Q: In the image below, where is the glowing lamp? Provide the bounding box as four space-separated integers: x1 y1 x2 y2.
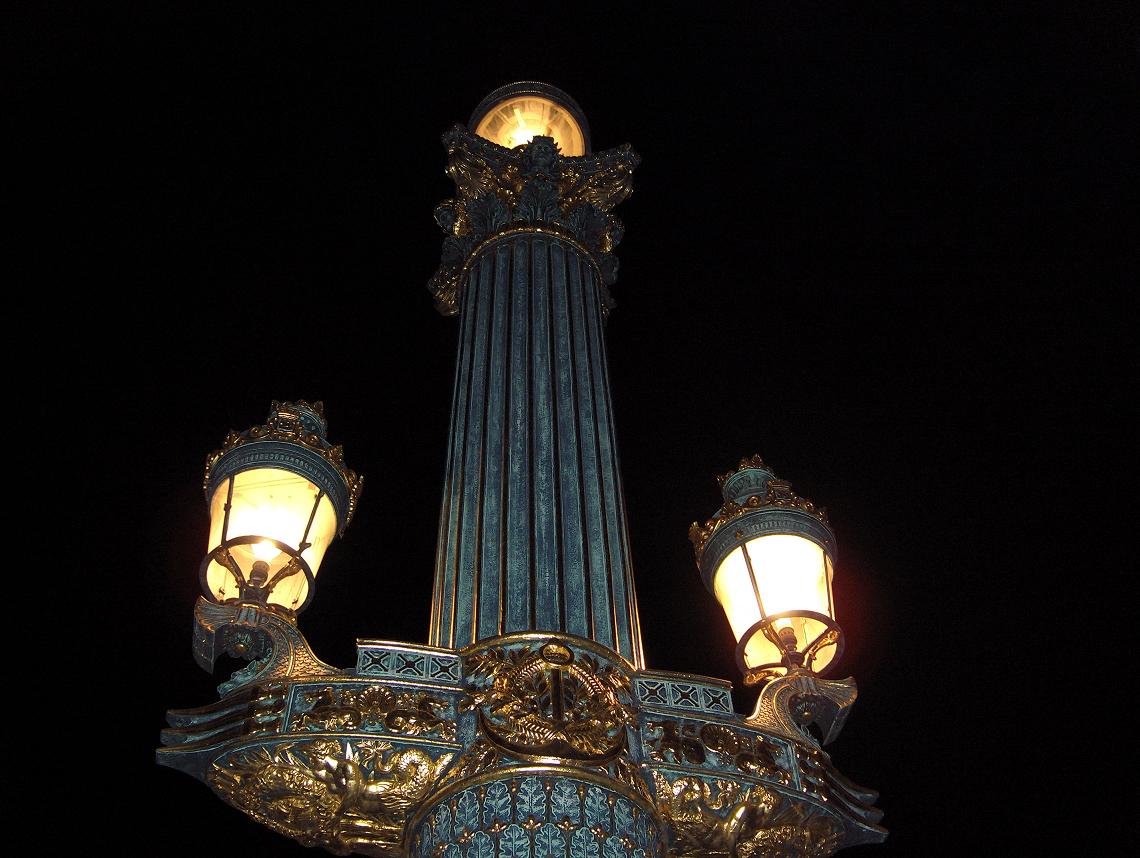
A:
690 455 841 685
200 400 362 614
469 81 590 155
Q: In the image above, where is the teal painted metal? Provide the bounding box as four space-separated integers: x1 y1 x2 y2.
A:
411 772 660 858
206 401 357 533
697 464 838 594
431 232 643 665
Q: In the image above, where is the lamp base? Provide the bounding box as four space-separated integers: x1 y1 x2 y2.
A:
158 615 885 855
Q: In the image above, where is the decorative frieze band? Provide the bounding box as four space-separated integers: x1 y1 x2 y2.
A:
357 641 463 686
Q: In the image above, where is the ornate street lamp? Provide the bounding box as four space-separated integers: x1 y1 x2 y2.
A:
690 456 854 746
158 82 886 858
200 400 362 615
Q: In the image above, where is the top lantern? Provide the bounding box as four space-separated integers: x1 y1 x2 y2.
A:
469 81 590 155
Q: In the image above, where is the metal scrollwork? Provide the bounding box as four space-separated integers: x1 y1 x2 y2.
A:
463 640 635 761
650 772 843 858
746 674 857 749
209 738 454 857
292 685 457 741
193 598 342 696
645 721 789 784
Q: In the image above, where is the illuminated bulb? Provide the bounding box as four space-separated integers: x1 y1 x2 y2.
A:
473 95 586 156
252 540 280 562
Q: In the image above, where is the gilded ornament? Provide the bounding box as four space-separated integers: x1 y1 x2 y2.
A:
435 738 504 790
429 126 638 316
644 720 788 784
689 480 830 561
650 771 842 858
746 673 857 749
715 456 774 490
293 684 457 741
193 598 341 695
463 640 635 762
210 738 453 856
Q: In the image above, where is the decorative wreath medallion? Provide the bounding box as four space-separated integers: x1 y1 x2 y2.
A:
463 640 634 762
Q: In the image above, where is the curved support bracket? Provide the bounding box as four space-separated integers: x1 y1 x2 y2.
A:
747 673 857 748
192 597 341 697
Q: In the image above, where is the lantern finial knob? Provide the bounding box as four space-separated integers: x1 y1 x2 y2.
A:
717 453 778 504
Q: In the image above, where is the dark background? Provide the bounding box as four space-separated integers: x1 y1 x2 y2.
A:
22 3 1135 854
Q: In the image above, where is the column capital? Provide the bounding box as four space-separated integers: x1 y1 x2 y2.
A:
428 125 640 316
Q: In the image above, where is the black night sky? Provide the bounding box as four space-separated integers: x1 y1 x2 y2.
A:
30 4 1134 855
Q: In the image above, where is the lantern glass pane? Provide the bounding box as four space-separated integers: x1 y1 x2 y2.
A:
205 468 338 610
713 533 837 671
474 95 586 155
712 545 762 642
748 534 831 618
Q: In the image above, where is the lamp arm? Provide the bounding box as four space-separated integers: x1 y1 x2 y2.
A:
264 556 304 593
216 547 247 588
747 672 858 748
191 597 342 697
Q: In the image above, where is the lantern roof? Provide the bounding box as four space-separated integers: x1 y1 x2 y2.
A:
203 400 363 532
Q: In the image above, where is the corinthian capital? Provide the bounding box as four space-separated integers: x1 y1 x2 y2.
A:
428 125 640 316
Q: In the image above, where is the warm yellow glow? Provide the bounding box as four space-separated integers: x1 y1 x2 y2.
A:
713 546 763 641
205 468 338 610
750 534 830 616
473 95 586 156
251 540 281 562
712 535 836 671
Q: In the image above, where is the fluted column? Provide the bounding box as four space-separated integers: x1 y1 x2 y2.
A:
427 127 643 666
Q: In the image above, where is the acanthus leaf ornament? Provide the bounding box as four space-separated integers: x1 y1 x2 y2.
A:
428 126 639 316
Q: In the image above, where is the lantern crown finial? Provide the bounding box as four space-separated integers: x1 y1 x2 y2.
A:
717 453 778 503
691 456 830 563
268 399 327 438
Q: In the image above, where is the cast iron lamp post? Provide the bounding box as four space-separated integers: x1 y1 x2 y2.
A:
158 82 886 857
